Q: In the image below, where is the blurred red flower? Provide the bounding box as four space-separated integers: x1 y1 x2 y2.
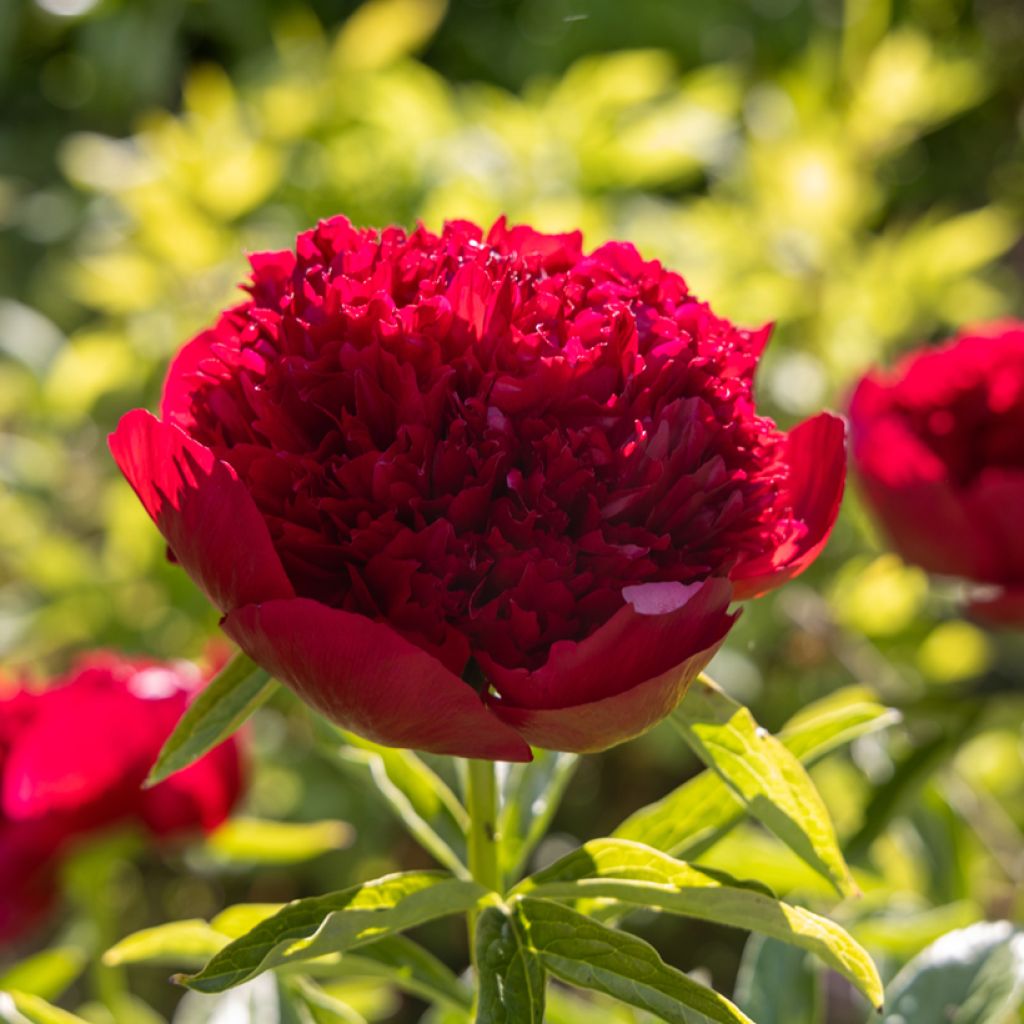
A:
850 321 1024 625
0 653 243 942
111 216 845 760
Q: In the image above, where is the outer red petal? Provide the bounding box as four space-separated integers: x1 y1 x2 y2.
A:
481 578 736 753
849 380 992 580
222 598 533 762
109 410 294 612
731 412 847 599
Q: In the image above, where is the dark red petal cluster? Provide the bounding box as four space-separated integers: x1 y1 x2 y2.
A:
0 653 243 943
849 321 1024 624
111 216 846 759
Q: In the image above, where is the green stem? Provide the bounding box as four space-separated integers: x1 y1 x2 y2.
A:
465 757 501 967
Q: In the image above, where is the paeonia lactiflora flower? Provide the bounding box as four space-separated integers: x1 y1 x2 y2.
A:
111 217 846 761
0 652 243 942
850 321 1024 625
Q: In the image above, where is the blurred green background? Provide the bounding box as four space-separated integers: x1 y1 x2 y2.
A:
1 0 1023 1021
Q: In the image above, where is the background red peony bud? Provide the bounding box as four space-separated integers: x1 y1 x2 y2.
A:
111 217 846 760
0 653 243 943
849 321 1024 625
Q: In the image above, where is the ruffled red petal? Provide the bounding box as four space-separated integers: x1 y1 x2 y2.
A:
731 413 847 599
109 410 294 612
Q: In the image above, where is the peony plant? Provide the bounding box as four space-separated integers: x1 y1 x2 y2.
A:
102 217 883 1022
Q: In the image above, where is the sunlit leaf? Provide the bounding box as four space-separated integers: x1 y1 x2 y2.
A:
475 904 545 1023
204 817 352 866
615 686 896 860
182 873 486 993
146 651 277 787
513 839 882 1009
210 905 285 939
104 920 228 968
0 992 89 1024
0 949 87 1002
516 898 753 1024
332 0 447 70
670 675 857 896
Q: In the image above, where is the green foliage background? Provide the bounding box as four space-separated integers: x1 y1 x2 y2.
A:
1 0 1023 1021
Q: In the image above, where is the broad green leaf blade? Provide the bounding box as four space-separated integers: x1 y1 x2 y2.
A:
882 921 1024 1024
498 751 578 883
146 651 276 787
182 872 487 993
208 903 470 1009
671 675 856 897
475 905 545 1024
615 685 897 861
205 818 352 866
211 905 285 938
733 935 822 1024
0 992 89 1024
0 948 87 1002
324 726 468 877
514 839 882 1010
516 898 754 1024
104 921 228 968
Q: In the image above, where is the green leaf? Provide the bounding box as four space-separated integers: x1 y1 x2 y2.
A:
182 872 487 993
882 921 1024 1024
497 750 578 882
475 904 545 1023
103 920 229 968
0 992 90 1024
324 726 468 877
146 651 276 787
205 817 352 866
514 839 882 1010
516 898 754 1024
671 675 857 897
0 948 87 1002
615 686 896 862
733 935 822 1024
211 904 285 938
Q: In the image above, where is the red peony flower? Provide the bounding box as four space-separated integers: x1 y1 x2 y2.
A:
850 321 1024 625
111 217 845 760
0 653 243 942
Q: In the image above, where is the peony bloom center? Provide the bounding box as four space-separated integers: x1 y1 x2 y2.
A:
164 217 795 676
